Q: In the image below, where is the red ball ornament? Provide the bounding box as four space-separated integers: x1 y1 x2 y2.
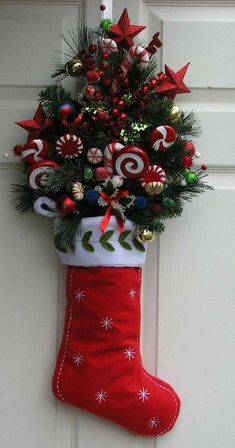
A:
94 92 103 101
112 97 119 106
88 44 97 54
117 100 125 110
102 78 112 87
201 164 208 171
97 110 110 123
112 109 119 118
57 195 77 216
183 155 193 168
120 113 127 121
102 52 109 60
150 78 158 87
100 4 106 11
185 141 195 157
100 61 109 70
56 103 75 126
152 203 162 215
84 85 95 98
86 71 100 83
122 78 129 87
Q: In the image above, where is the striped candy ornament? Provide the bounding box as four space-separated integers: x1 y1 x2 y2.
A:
104 142 124 175
111 45 149 93
87 147 103 164
150 125 176 151
140 164 167 187
100 38 118 54
56 134 83 158
27 160 59 190
21 139 48 164
114 146 149 179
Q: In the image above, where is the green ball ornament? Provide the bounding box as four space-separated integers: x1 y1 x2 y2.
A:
100 19 112 31
84 167 94 180
183 169 190 177
163 197 176 207
186 172 198 184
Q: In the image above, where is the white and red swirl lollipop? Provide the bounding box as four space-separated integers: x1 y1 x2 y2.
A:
150 125 176 151
140 164 167 187
56 133 83 158
104 142 124 176
27 160 59 190
21 139 48 164
114 145 149 179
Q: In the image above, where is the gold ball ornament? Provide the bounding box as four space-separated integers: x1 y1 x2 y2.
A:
135 227 157 243
65 58 84 77
72 181 84 201
145 181 164 196
170 104 182 121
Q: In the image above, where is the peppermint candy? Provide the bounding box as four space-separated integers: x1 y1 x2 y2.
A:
140 164 167 187
21 139 48 164
72 182 84 201
104 142 124 176
27 160 59 190
150 125 176 151
87 147 103 164
100 38 117 54
56 133 83 158
114 146 149 179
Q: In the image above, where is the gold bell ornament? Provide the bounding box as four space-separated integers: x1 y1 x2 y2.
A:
170 104 182 121
135 227 157 243
65 58 84 77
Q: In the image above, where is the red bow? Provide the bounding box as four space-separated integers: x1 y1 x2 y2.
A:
99 190 129 233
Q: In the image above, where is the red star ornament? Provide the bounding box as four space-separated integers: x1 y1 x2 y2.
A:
107 8 145 49
156 63 190 99
16 103 51 141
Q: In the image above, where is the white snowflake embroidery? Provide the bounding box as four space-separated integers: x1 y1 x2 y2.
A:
100 316 113 330
129 288 136 300
95 390 108 403
148 417 159 428
124 347 135 360
138 388 150 402
73 353 84 366
74 288 85 302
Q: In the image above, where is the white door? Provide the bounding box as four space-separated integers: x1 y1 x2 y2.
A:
0 1 235 447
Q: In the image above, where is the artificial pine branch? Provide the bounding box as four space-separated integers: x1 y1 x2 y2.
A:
38 85 71 116
53 215 81 252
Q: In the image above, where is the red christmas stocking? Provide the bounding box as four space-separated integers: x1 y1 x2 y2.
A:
52 217 180 436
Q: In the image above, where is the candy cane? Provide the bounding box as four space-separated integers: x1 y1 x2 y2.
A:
34 196 57 217
28 160 59 190
114 146 149 179
111 45 149 93
104 142 124 176
21 139 48 164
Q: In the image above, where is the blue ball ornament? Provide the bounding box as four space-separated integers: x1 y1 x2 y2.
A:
134 196 147 209
86 189 99 203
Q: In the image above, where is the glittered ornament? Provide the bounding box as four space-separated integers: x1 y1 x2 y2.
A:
56 134 83 158
145 181 164 196
185 141 195 157
56 103 75 125
86 71 100 83
95 167 109 181
152 203 162 215
186 172 198 184
134 196 147 209
84 167 94 180
86 189 99 203
87 147 103 164
57 195 77 216
72 182 84 201
135 227 156 243
163 197 176 207
100 18 112 31
170 104 182 121
65 58 83 77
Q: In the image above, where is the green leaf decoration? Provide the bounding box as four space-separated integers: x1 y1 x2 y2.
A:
133 237 146 252
118 231 132 250
100 230 115 251
82 231 94 252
